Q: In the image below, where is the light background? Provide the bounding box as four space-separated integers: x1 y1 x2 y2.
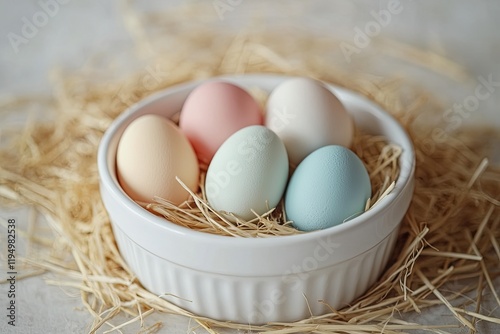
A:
0 1 499 333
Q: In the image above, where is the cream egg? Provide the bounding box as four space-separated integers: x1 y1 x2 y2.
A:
265 77 354 167
116 114 199 205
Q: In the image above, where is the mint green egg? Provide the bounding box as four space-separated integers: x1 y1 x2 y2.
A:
285 145 371 231
206 126 289 221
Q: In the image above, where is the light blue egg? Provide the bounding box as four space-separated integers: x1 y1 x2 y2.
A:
285 145 371 232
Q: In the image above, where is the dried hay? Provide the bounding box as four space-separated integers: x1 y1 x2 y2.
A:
0 4 499 334
146 128 400 238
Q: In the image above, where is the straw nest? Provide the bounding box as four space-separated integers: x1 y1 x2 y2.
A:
147 119 400 238
1 4 499 334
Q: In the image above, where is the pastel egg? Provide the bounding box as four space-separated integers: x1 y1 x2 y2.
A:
116 114 199 205
265 77 354 167
285 145 371 231
179 81 263 165
205 125 288 221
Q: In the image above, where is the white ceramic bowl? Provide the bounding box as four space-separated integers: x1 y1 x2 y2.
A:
97 74 415 324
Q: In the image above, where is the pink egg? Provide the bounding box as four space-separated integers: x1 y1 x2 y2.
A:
179 81 263 164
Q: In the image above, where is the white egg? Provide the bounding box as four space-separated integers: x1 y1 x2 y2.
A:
265 77 354 167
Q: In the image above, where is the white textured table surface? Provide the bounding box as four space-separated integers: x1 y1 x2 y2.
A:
1 1 499 333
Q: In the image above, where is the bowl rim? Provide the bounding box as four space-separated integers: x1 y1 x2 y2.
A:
97 73 415 249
